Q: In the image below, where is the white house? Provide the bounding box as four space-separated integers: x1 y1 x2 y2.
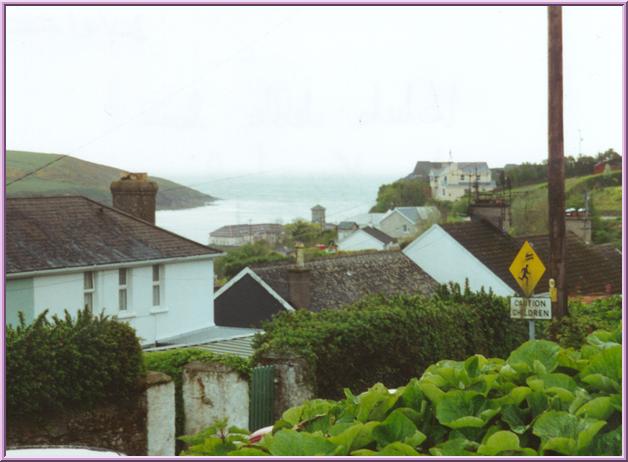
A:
209 223 284 247
429 162 495 201
378 206 441 239
338 227 395 252
402 221 518 296
6 187 224 346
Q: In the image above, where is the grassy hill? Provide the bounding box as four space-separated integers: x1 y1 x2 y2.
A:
6 150 216 210
505 171 622 248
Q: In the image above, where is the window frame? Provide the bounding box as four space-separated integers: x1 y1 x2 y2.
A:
152 264 161 307
84 271 95 311
118 268 129 311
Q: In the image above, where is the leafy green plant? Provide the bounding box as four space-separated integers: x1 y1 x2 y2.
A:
6 307 145 418
253 284 527 399
546 295 622 348
182 325 622 456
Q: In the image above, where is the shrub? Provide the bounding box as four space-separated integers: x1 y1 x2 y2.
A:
546 295 622 349
183 325 622 456
6 308 145 418
143 348 251 452
252 284 528 399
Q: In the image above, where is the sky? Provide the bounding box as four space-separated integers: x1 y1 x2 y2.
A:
5 5 624 178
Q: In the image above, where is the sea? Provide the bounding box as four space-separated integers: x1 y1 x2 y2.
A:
155 173 399 244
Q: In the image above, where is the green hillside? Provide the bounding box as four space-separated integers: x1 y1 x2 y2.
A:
6 150 216 210
506 171 622 248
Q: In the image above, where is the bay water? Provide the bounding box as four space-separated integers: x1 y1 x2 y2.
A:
156 173 398 244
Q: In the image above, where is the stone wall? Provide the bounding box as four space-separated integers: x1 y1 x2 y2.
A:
6 371 174 456
258 353 315 421
182 361 250 434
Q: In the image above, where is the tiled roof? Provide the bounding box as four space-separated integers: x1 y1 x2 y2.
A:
210 223 283 238
6 196 221 274
517 235 623 296
338 221 359 230
361 227 395 244
440 220 622 296
394 206 440 224
441 221 521 292
251 250 437 311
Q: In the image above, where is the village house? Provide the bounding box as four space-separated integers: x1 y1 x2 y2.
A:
5 174 225 346
338 227 396 252
214 249 437 328
209 223 284 247
429 162 495 201
337 221 359 241
377 206 441 239
403 219 622 297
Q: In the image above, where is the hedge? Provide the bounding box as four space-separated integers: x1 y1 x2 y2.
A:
143 348 251 453
545 295 622 349
252 283 528 399
6 308 145 418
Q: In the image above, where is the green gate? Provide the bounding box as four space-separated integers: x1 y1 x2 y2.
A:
249 365 275 431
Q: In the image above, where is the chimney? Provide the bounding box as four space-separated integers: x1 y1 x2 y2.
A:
564 209 592 244
468 199 511 232
288 243 311 309
110 172 159 224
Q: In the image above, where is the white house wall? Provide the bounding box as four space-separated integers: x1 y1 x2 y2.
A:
379 212 414 239
403 225 515 297
29 259 215 345
338 231 385 252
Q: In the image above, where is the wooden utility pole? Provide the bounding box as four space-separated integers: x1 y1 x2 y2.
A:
547 5 568 318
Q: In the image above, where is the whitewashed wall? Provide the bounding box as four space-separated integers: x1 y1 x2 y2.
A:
403 225 515 297
30 258 215 345
338 231 385 252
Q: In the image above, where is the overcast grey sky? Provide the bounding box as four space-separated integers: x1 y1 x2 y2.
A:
6 5 624 178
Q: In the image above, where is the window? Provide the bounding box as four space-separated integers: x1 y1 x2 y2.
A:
84 271 95 310
460 175 465 181
118 269 128 311
152 265 161 306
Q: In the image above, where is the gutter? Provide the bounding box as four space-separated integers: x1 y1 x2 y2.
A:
6 252 226 280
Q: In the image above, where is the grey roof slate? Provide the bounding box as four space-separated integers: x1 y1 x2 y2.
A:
361 227 395 244
6 196 221 274
251 250 437 311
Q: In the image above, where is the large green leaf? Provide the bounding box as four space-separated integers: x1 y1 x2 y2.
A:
587 426 622 456
581 345 621 392
374 442 421 456
435 390 500 429
532 410 606 455
575 396 617 420
267 430 340 456
507 340 561 374
372 409 425 448
429 438 478 456
477 430 537 456
355 383 398 422
328 422 378 454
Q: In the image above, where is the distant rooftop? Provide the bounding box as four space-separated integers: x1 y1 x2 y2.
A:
210 223 284 238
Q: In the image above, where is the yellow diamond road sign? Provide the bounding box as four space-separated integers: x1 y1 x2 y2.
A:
509 241 546 297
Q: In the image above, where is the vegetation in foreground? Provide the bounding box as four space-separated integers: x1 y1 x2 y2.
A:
181 324 622 456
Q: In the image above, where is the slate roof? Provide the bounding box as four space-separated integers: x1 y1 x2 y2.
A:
6 196 222 274
440 220 623 296
361 227 395 245
210 223 283 238
440 221 521 292
517 235 623 296
338 221 359 230
395 206 440 224
251 250 437 311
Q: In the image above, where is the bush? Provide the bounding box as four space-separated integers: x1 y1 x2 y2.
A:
143 348 251 452
546 295 622 349
252 284 528 399
183 325 622 456
6 307 145 418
